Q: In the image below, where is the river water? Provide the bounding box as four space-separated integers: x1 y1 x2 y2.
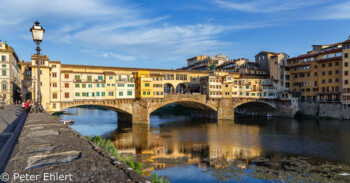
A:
57 107 350 182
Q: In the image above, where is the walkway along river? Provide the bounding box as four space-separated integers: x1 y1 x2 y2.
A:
57 107 350 183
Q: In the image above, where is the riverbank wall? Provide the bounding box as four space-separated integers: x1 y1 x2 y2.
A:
299 102 350 119
4 113 146 183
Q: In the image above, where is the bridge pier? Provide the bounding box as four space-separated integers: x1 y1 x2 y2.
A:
217 98 234 120
132 100 150 124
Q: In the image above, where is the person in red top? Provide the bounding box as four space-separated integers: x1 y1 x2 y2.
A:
24 100 29 114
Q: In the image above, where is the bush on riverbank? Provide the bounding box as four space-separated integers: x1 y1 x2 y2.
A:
86 135 170 183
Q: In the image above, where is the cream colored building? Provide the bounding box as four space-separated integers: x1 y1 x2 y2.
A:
0 42 22 104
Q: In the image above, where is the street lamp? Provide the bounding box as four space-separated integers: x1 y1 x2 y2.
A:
30 21 45 112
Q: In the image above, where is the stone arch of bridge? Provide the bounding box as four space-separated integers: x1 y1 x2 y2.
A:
149 100 217 114
60 103 132 115
234 101 276 112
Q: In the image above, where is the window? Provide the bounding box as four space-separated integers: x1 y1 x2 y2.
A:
75 84 79 88
65 92 69 98
329 71 332 75
25 70 31 76
329 63 332 67
65 74 69 79
2 70 6 76
336 78 339 82
147 91 150 95
345 53 349 58
52 72 57 77
127 84 134 87
143 91 146 95
107 84 110 86
102 92 105 96
40 70 42 75
2 83 6 90
246 93 249 96
65 83 69 88
314 72 317 76
314 65 317 69
75 75 80 80
108 91 114 96
88 84 92 88
118 84 124 87
345 62 348 67
53 93 57 99
345 80 349 85
127 91 132 96
314 81 317 86
119 91 123 96
322 64 325 67
82 92 87 97
82 84 86 88
322 71 325 76
102 84 105 88
109 76 113 80
87 76 92 81
96 92 100 96
75 92 80 97
52 65 56 68
336 70 339 74
329 79 332 83
145 83 150 87
96 84 99 87
1 55 6 61
346 71 349 76
335 62 339 66
98 76 103 80
322 79 325 83
92 92 95 97
53 104 56 109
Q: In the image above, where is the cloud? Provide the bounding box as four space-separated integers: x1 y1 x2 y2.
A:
214 0 326 13
315 1 350 20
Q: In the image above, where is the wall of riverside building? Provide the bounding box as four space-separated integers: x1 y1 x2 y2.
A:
299 102 350 119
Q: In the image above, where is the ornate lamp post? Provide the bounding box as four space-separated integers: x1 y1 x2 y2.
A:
30 21 45 112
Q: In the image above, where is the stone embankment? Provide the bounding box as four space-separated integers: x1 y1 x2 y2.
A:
4 113 146 183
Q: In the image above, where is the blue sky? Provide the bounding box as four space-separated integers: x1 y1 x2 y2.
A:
0 0 350 69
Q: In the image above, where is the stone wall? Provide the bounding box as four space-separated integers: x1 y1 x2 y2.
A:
300 102 350 119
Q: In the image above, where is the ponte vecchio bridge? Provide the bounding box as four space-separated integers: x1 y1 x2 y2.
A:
20 55 297 125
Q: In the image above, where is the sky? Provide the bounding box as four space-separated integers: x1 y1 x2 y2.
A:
0 0 350 69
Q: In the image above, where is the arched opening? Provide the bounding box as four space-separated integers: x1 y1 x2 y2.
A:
176 83 188 94
164 83 175 94
151 101 218 121
235 102 276 116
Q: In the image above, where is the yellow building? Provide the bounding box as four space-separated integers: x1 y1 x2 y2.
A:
134 71 153 98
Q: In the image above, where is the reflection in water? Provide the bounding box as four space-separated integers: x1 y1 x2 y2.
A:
112 119 262 177
58 108 350 183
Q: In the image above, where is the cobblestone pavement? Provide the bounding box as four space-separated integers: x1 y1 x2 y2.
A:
4 113 147 183
0 105 23 133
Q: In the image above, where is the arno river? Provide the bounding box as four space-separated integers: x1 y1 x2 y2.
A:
57 107 350 182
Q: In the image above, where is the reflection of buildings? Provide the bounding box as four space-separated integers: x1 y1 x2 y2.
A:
111 120 262 176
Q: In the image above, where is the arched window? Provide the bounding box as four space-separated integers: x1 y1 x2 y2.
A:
1 81 7 91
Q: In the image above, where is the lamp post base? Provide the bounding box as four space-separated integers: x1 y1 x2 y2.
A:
31 103 45 113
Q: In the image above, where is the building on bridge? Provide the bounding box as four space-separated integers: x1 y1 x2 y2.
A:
0 42 22 104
